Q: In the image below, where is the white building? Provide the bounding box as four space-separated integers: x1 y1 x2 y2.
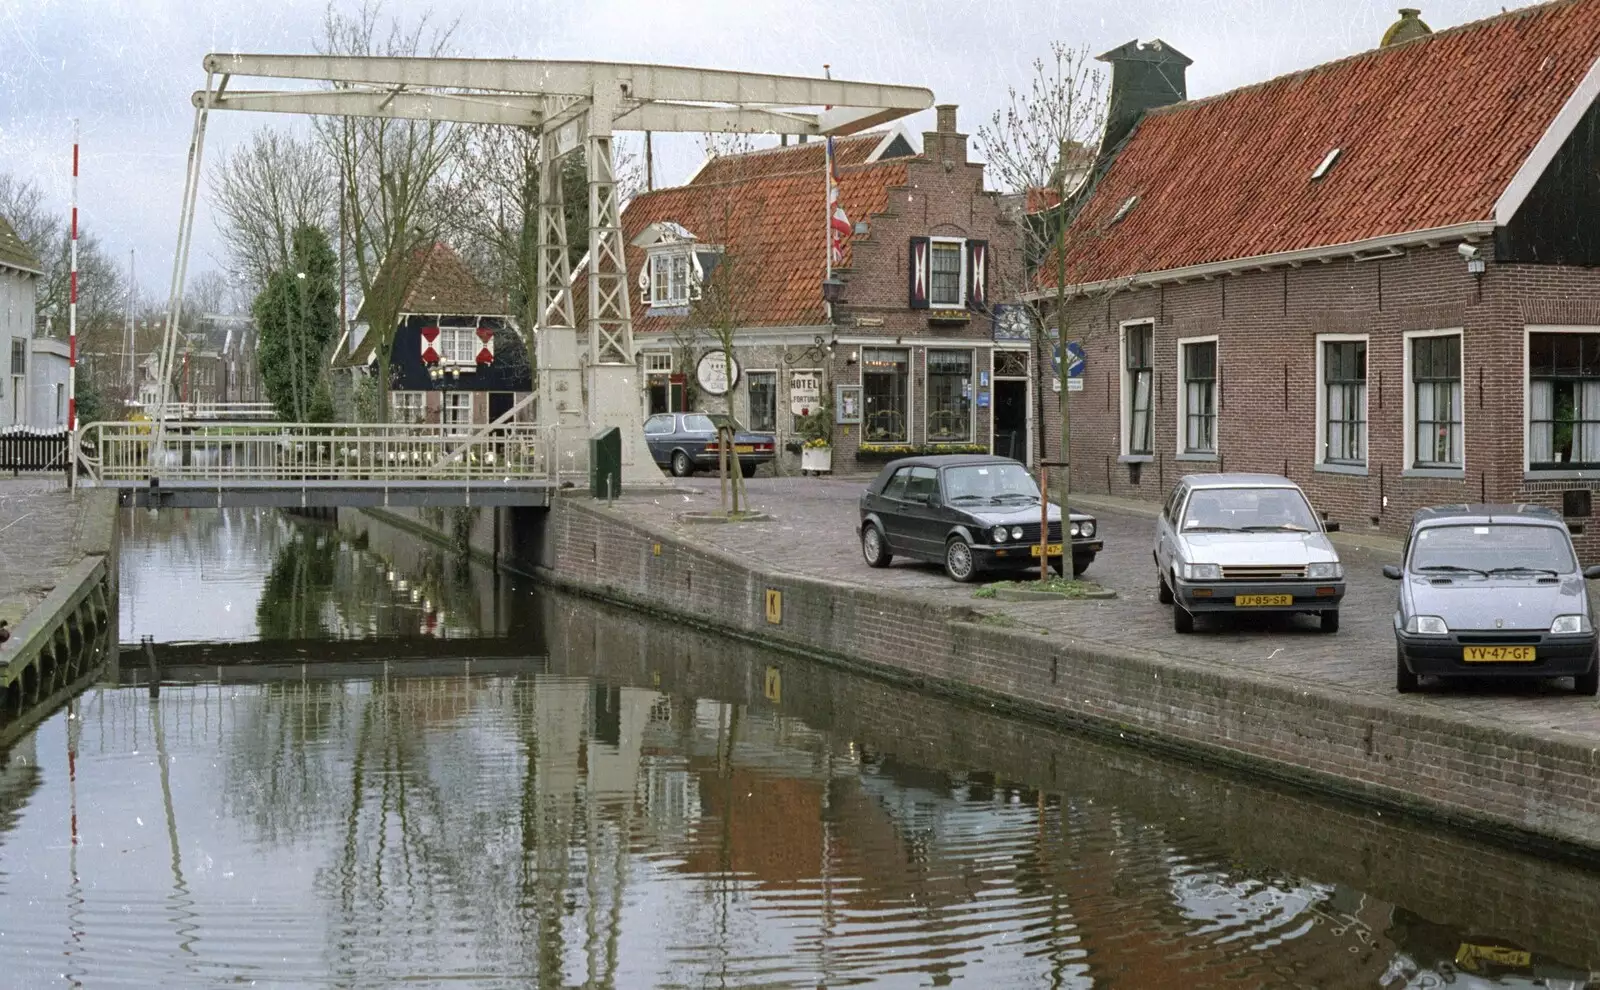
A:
0 214 41 431
26 337 68 430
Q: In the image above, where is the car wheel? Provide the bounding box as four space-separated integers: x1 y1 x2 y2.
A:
1575 651 1599 696
944 537 979 583
1157 575 1174 605
670 450 694 477
1319 610 1340 634
1396 647 1419 694
861 525 892 568
1173 602 1195 634
1071 552 1095 578
740 462 758 479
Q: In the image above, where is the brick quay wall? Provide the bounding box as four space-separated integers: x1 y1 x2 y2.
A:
368 495 1600 859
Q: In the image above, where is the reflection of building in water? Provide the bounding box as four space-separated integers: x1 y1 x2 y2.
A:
0 734 40 839
1380 907 1594 989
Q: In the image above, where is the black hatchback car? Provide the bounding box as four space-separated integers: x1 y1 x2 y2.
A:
858 454 1103 582
1385 504 1600 695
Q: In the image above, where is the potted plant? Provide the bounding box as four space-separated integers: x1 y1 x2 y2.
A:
797 400 833 475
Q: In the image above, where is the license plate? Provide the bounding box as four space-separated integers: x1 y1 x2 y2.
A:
1463 646 1536 662
1030 543 1064 557
735 444 755 453
1235 594 1293 606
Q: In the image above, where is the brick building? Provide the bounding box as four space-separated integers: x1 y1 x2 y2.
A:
1042 2 1600 554
621 107 1026 475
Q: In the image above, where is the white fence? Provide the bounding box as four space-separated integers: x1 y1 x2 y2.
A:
76 422 551 484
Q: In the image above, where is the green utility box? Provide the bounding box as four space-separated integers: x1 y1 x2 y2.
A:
590 427 621 499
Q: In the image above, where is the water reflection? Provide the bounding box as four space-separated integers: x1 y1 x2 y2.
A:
0 508 1594 987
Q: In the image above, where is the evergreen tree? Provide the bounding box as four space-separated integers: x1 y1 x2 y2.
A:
253 225 340 421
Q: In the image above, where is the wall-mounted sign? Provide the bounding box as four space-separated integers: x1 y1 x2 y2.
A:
696 350 740 396
992 303 1035 342
1051 341 1087 392
790 368 822 417
835 384 862 424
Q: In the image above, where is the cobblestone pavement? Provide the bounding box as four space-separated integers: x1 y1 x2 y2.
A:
615 474 1600 741
0 477 99 626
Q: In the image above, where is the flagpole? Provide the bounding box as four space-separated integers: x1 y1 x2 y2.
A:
823 65 833 324
68 120 80 487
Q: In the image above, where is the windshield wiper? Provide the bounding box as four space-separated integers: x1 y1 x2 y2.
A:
1487 566 1562 577
1182 525 1242 533
1239 524 1311 533
1416 564 1489 577
946 494 988 503
989 492 1039 503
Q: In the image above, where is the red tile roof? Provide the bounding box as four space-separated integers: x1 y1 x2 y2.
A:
356 242 507 322
614 133 910 332
1052 0 1600 288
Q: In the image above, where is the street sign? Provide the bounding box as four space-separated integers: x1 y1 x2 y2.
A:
1051 341 1086 392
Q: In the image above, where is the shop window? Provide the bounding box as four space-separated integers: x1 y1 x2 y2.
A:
862 347 909 442
746 370 777 433
925 349 972 442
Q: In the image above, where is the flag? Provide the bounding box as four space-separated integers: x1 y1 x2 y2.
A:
825 136 851 270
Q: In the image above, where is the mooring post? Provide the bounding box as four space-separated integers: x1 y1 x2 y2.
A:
142 635 159 699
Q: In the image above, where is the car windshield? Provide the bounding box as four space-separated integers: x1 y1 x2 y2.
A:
1181 487 1319 532
941 463 1039 503
1409 523 1576 575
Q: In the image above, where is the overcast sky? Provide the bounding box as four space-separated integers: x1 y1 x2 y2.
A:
0 0 1531 301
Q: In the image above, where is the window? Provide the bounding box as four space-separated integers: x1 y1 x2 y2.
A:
1410 334 1462 468
644 353 673 373
1321 339 1367 466
882 467 912 500
443 392 473 434
906 466 938 501
8 337 23 375
1179 339 1216 455
925 349 972 442
440 327 479 364
862 347 909 442
55 383 63 420
644 414 674 435
649 251 691 306
994 350 1028 378
1123 324 1154 456
746 371 777 433
390 391 425 424
930 242 963 307
1528 332 1600 469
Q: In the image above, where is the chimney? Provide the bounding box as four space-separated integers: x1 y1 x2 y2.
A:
924 103 967 165
1381 8 1432 47
1095 40 1192 156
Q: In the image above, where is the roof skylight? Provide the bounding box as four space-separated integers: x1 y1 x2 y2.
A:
1110 195 1139 225
1312 148 1342 181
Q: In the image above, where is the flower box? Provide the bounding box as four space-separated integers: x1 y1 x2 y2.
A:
855 443 990 461
801 446 833 474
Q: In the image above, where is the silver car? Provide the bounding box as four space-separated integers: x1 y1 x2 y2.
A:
1154 473 1345 634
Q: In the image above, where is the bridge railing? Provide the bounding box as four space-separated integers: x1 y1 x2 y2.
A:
131 401 280 421
76 421 550 484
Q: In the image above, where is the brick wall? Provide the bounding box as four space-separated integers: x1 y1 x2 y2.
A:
544 588 1600 968
534 493 1600 854
1045 244 1600 556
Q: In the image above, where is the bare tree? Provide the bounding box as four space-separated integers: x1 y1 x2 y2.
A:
977 43 1108 576
209 127 337 292
316 0 468 423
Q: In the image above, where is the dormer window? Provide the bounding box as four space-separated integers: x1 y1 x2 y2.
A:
650 251 693 307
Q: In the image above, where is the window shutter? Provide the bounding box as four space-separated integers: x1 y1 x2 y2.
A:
908 237 931 310
476 325 496 365
420 325 440 365
966 240 989 311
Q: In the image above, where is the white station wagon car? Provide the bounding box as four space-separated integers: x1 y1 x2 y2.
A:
1154 474 1346 634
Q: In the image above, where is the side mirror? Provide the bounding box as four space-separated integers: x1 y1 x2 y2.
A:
1382 564 1403 580
1323 521 1341 533
1584 565 1600 580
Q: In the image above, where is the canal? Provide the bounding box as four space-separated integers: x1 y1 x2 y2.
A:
1 507 1599 988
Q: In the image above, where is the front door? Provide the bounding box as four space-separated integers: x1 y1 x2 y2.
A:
488 392 514 432
993 379 1028 463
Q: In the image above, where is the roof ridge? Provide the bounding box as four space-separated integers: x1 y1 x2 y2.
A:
696 130 884 164
633 154 909 200
1152 0 1591 117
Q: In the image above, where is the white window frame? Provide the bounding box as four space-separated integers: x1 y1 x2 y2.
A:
442 391 474 434
1175 334 1219 459
644 352 673 373
1119 319 1156 459
437 324 480 367
1523 324 1600 475
922 347 976 444
927 237 967 308
989 346 1033 466
859 349 912 444
1402 328 1465 474
648 249 693 307
744 368 779 434
390 390 426 424
1314 333 1369 473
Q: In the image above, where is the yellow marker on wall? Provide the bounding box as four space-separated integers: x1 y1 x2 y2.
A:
764 666 782 702
765 588 782 624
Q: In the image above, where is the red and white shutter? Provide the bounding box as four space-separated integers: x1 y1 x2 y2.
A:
476 326 496 365
966 240 989 310
908 237 930 310
420 325 440 364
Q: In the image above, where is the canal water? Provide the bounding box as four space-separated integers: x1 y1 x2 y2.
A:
1 508 1599 988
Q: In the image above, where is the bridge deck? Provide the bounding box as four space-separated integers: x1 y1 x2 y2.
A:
93 478 554 508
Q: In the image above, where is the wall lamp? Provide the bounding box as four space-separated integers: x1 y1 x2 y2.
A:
822 277 846 305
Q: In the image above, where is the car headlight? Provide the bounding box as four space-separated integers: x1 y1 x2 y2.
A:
1010 526 1024 540
1081 520 1096 538
1307 562 1343 580
1180 562 1221 581
1550 614 1592 635
1405 615 1449 636
992 526 1008 543
1070 522 1082 537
